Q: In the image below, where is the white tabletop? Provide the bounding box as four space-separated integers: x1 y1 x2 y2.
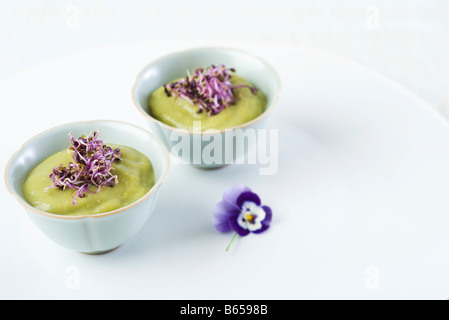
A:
2 42 449 300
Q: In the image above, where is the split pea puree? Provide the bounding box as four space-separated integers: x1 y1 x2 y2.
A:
22 145 155 216
148 75 267 131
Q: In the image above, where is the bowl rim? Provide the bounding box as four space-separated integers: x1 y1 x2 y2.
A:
131 46 282 135
4 119 171 220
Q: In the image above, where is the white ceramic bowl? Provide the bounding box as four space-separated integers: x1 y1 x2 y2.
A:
132 47 281 168
5 120 170 254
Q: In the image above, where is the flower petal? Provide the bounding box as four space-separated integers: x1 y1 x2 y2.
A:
223 185 251 211
261 206 272 224
237 191 261 209
213 201 235 233
229 214 250 236
252 206 272 234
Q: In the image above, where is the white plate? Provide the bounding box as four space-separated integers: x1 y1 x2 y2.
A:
1 41 449 300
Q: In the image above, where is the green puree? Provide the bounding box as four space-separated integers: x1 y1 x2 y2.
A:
22 145 155 216
148 75 267 131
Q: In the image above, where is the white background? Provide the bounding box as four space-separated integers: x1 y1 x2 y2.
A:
1 0 449 116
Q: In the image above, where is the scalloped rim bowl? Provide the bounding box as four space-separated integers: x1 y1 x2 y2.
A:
5 120 170 254
132 46 282 168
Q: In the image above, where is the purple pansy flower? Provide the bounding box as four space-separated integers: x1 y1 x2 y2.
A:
213 185 272 251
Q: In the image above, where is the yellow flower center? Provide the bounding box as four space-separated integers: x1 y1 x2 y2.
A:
246 214 256 223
